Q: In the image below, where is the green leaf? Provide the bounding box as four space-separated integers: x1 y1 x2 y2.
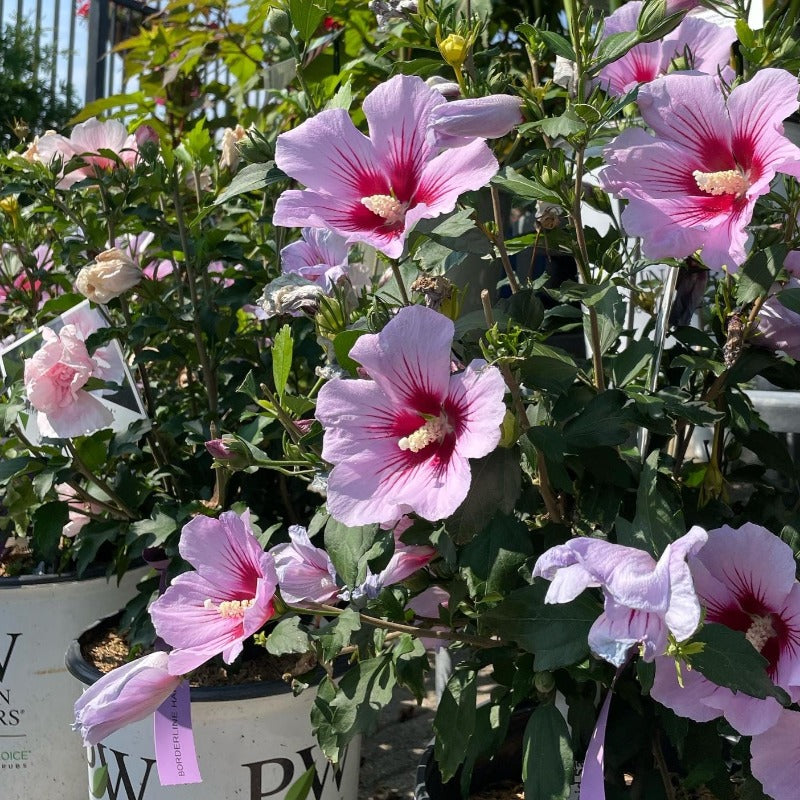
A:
0 455 31 483
562 389 633 449
32 501 69 567
288 0 330 42
590 31 641 74
531 109 587 140
445 448 522 544
688 624 790 703
777 286 800 314
214 161 285 205
584 284 625 355
611 338 652 387
285 766 316 800
323 517 380 587
736 246 786 305
90 765 109 798
129 511 178 547
272 324 293 398
481 581 598 670
333 329 367 376
523 704 574 800
434 669 478 782
310 609 362 662
615 450 684 557
532 28 576 60
492 167 561 204
520 343 578 395
265 617 311 656
326 79 352 111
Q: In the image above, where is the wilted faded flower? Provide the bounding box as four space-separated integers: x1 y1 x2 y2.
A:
76 248 142 304
258 273 326 319
369 0 417 30
219 124 246 172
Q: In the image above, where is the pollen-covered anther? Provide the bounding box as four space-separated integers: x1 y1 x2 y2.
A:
203 597 256 618
361 194 407 225
745 614 776 652
693 168 749 197
398 415 450 453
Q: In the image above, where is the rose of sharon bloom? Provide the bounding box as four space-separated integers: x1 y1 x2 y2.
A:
751 708 800 800
426 95 523 148
755 251 800 359
76 248 142 304
281 228 351 288
270 525 340 604
651 523 800 735
73 652 182 746
114 232 172 281
24 324 113 438
273 75 498 258
533 527 708 666
0 244 54 308
315 305 506 526
595 1 736 97
55 483 101 539
601 69 800 270
36 118 138 189
150 510 279 674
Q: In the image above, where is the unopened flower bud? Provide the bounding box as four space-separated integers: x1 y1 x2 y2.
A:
266 7 291 36
205 435 255 470
534 671 555 694
75 248 142 304
439 34 469 69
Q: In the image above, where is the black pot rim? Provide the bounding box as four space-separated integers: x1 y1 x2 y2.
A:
0 561 140 588
66 612 347 703
414 741 436 800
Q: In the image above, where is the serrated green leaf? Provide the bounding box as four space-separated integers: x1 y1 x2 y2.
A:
266 617 311 656
272 324 293 398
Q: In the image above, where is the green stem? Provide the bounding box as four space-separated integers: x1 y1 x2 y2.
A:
65 441 137 520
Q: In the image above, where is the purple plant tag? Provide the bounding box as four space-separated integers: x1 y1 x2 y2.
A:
153 680 202 785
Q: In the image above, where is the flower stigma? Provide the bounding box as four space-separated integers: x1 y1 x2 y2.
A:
398 414 451 453
361 194 407 225
693 168 749 197
745 614 776 652
203 598 256 618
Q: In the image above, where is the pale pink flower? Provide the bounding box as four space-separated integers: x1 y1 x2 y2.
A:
596 1 736 97
755 251 800 358
73 652 182 746
533 528 708 666
315 305 506 526
280 228 351 289
56 483 101 538
426 95 523 148
0 244 54 308
273 75 498 258
114 232 172 281
601 69 800 270
270 525 339 605
750 708 800 800
651 523 800 735
23 324 113 438
36 118 139 189
76 248 142 303
407 586 450 650
150 510 279 675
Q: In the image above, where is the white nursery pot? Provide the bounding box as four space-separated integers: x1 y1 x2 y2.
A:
0 567 146 799
67 621 361 800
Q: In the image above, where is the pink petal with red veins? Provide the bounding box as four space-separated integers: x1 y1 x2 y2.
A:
275 108 387 199
348 305 454 409
637 73 731 164
362 74 445 198
446 360 506 459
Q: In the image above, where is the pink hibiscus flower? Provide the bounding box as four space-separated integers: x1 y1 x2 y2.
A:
601 69 800 270
73 652 182 746
651 523 800 735
23 323 113 438
754 251 800 358
150 510 279 675
533 527 708 666
315 304 506 525
280 227 351 288
270 525 340 605
36 118 139 189
273 75 499 258
750 708 800 800
595 1 736 97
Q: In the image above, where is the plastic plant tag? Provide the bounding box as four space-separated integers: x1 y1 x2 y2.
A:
153 680 202 785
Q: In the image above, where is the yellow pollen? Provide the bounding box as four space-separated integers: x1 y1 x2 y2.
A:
204 597 256 618
398 415 449 453
693 168 749 197
361 194 407 225
745 614 776 652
